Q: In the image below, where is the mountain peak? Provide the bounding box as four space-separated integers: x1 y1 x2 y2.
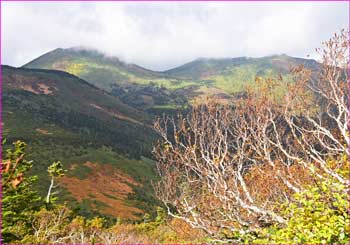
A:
23 46 168 91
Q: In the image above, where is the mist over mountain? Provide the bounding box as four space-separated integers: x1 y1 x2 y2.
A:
24 47 320 102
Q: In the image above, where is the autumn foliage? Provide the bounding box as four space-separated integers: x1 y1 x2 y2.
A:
153 30 349 242
1 30 349 244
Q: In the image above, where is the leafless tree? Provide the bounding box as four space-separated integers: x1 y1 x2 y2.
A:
153 29 349 240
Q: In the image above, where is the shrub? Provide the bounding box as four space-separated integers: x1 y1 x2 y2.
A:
254 174 349 244
1 140 41 243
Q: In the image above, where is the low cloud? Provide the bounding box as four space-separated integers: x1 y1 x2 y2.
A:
2 1 348 71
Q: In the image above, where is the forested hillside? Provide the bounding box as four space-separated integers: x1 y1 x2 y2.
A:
2 65 159 220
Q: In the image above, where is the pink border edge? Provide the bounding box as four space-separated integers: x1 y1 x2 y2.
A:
0 0 349 2
0 0 349 245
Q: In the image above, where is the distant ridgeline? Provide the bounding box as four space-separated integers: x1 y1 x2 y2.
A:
23 48 320 107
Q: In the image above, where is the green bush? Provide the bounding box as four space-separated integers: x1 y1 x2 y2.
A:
255 177 349 244
2 140 41 243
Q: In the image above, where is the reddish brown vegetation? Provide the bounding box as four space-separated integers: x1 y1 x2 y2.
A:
153 30 349 237
35 128 52 135
60 162 142 219
90 103 146 126
2 154 25 189
9 74 57 95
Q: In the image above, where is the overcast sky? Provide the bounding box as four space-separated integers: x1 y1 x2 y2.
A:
2 1 348 71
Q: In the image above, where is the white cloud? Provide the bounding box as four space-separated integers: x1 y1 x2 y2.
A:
1 1 348 70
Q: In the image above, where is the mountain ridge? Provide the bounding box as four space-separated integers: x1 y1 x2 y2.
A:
22 47 319 74
22 47 321 104
23 47 170 79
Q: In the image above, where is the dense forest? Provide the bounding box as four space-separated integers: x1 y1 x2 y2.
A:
1 30 349 244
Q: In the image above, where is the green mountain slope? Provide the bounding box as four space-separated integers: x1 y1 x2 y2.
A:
23 48 194 111
23 47 196 90
165 55 320 94
24 49 320 102
165 55 319 78
2 65 159 220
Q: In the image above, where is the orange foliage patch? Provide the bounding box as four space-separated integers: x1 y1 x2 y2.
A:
90 103 145 126
19 85 40 94
59 162 143 219
37 83 54 94
35 128 52 135
245 161 314 209
168 218 206 241
19 83 55 95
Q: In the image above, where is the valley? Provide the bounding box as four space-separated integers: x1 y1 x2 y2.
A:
3 48 320 221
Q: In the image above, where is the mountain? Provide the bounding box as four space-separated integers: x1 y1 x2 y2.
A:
2 65 159 220
165 55 319 79
24 49 320 103
164 54 320 93
23 48 167 90
4 49 321 221
23 48 192 112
